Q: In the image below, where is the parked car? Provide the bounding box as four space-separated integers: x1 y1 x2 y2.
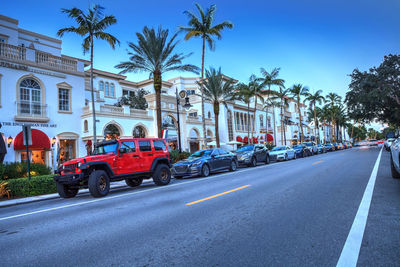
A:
172 148 237 179
385 138 396 151
54 138 171 198
234 144 270 167
337 143 345 150
292 144 310 158
317 144 327 153
269 146 296 161
390 138 400 179
369 139 378 146
303 142 318 155
324 143 335 151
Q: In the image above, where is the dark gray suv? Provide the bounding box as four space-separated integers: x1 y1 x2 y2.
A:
234 144 270 167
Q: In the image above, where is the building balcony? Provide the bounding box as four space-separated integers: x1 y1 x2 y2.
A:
0 43 81 74
284 111 291 117
14 101 50 122
82 104 153 120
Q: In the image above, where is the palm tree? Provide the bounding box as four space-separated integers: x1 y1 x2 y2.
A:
305 90 325 144
58 5 119 143
180 3 233 148
198 68 236 147
289 84 309 143
235 83 255 144
246 75 265 139
263 97 280 146
271 88 291 145
325 93 341 142
115 26 200 138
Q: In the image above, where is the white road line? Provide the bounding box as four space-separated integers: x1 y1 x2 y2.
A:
336 148 383 267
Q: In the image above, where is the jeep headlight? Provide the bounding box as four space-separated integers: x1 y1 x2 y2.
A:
77 162 81 168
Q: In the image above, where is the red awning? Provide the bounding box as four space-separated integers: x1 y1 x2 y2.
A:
252 137 258 144
236 136 243 142
266 134 274 142
14 129 50 150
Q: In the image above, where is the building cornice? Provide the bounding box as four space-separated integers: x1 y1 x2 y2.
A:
0 14 18 25
18 28 62 44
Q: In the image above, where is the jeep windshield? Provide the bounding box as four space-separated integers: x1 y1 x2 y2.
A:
93 142 118 155
235 145 254 153
189 150 212 158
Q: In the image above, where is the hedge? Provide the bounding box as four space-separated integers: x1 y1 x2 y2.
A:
0 162 51 180
6 175 57 198
169 149 190 164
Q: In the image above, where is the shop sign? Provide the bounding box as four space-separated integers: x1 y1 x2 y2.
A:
0 121 57 128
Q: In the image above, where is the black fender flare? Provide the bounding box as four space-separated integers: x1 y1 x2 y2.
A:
80 161 114 177
150 157 171 172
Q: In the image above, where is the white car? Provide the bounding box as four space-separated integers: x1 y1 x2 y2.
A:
270 146 296 161
390 138 400 178
385 138 396 151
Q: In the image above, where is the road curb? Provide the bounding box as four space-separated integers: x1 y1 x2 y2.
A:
0 183 129 208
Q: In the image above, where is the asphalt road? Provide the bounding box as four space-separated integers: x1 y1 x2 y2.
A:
1 145 399 266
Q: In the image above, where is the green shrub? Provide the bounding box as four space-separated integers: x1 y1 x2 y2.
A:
30 163 51 176
6 175 56 197
169 149 191 164
0 162 51 180
0 164 5 180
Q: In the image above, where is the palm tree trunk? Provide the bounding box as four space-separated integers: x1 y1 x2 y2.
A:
153 70 162 138
280 100 284 145
214 102 220 148
313 105 318 144
297 98 304 143
251 96 257 139
247 102 250 144
200 36 206 149
350 120 356 141
332 116 335 142
90 36 97 145
272 106 277 146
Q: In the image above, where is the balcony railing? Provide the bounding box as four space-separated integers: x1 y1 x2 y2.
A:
0 43 26 61
100 105 124 114
35 51 77 72
15 101 49 122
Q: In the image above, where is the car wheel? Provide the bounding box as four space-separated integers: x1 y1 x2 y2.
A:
125 178 143 187
153 164 171 186
265 155 270 164
230 160 237 171
88 170 110 198
56 183 78 198
201 164 210 177
294 153 297 159
390 154 400 179
250 157 257 167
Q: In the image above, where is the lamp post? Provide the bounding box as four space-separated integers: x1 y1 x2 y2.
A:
175 88 192 153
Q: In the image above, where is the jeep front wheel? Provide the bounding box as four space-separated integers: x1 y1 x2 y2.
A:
153 164 171 186
56 183 78 198
125 178 143 187
88 170 110 198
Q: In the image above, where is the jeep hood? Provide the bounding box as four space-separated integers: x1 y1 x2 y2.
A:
62 153 114 165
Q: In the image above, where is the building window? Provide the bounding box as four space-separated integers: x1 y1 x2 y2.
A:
227 110 233 141
208 111 211 119
58 88 70 112
84 120 88 132
133 126 146 138
123 89 135 98
161 90 167 94
189 112 197 117
99 81 104 91
105 82 110 96
104 124 120 140
19 78 41 115
110 83 115 97
267 117 272 128
260 115 264 128
187 89 196 96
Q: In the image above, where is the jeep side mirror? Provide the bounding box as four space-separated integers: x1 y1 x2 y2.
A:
119 148 127 155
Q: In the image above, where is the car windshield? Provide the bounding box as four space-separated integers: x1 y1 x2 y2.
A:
189 150 212 158
93 142 118 155
236 145 254 152
272 146 286 151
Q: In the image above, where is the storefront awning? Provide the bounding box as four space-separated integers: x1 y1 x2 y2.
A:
14 129 50 150
266 133 274 142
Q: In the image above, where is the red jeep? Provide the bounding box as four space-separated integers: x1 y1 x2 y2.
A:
54 138 171 198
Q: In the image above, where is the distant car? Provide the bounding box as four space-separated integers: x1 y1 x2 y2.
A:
269 146 296 161
390 138 400 179
172 148 237 178
317 144 327 153
369 139 378 146
377 140 384 144
324 143 335 151
292 144 310 158
385 138 396 151
344 142 352 149
303 142 318 155
234 144 270 167
332 142 342 150
337 143 345 150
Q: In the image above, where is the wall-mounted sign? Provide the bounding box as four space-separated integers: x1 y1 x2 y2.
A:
0 121 57 128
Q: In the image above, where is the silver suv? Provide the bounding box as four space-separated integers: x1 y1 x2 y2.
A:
303 142 318 155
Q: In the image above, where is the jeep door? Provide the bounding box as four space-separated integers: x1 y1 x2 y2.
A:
117 141 140 174
137 140 154 171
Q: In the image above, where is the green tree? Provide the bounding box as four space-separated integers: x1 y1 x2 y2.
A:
289 84 309 143
305 90 325 144
115 26 200 138
271 88 291 145
198 68 236 147
57 5 119 143
325 93 341 142
115 88 149 110
247 75 265 139
180 3 233 147
263 97 280 146
235 83 255 144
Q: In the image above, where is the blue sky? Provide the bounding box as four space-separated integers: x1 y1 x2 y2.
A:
3 0 400 101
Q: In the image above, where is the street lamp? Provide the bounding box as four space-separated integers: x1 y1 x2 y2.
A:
176 88 192 153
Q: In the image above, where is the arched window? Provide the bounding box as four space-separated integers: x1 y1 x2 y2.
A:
104 124 120 140
162 115 176 129
99 81 104 91
133 126 146 138
227 110 233 141
110 83 115 97
208 111 211 119
260 114 264 128
105 82 110 97
206 129 213 141
84 120 88 132
19 78 41 115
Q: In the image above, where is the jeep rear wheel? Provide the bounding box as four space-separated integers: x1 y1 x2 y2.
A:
153 164 171 186
56 183 78 198
88 170 110 198
125 178 143 187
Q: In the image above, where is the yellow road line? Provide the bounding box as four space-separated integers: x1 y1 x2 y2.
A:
312 160 324 165
186 185 251 206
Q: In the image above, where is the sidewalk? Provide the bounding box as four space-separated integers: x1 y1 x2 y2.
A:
0 181 129 208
